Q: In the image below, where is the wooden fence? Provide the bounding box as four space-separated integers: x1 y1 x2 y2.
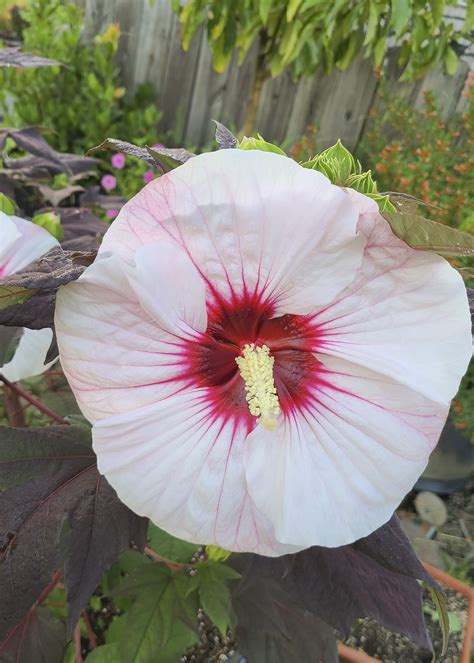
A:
79 0 472 151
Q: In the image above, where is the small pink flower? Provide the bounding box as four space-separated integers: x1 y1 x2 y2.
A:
111 153 125 170
153 143 164 150
143 170 154 184
101 174 117 191
106 209 119 220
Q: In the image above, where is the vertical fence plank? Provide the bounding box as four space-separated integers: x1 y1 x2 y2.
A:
81 0 471 150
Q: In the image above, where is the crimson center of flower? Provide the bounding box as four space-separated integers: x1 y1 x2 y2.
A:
183 293 321 431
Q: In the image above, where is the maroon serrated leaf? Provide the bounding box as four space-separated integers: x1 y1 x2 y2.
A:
0 48 61 69
0 606 66 663
0 127 99 178
81 186 126 211
0 425 147 644
0 247 95 331
232 516 436 652
212 120 238 149
232 575 338 663
57 208 106 251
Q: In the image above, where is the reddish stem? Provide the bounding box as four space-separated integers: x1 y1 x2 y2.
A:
74 622 84 663
2 381 26 426
82 610 97 649
0 375 68 425
144 545 184 571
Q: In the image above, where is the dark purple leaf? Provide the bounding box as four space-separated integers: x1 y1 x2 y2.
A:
212 120 238 149
0 425 147 644
87 137 194 172
57 208 106 251
37 184 84 207
0 326 23 366
232 574 338 663
0 607 66 663
0 48 61 68
0 128 99 178
0 247 95 331
232 516 436 652
81 186 126 211
88 138 156 166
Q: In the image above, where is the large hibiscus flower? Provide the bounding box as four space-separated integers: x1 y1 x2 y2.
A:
1 212 58 382
55 150 471 555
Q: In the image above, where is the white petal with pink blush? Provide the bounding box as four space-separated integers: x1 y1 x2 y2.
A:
55 150 472 554
0 212 58 381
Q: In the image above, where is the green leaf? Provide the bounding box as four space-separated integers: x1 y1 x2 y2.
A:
426 585 449 656
382 212 474 256
444 46 458 75
147 523 199 563
238 134 287 156
189 563 240 635
391 0 411 37
0 193 15 215
373 35 386 67
206 545 232 562
31 212 64 241
429 0 445 28
0 284 36 311
364 1 379 46
259 0 273 25
287 0 303 22
114 565 199 662
84 643 121 662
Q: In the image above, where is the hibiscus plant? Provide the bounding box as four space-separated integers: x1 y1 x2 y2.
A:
0 123 472 662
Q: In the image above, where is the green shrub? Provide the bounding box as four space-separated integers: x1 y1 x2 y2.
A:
0 0 161 153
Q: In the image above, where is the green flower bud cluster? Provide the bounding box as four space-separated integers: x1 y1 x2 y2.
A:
302 140 395 211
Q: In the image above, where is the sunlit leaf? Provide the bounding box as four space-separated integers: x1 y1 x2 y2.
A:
382 211 474 256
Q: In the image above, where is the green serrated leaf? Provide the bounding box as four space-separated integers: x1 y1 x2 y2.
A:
189 563 240 636
426 585 449 657
148 523 199 563
114 565 199 662
0 193 15 215
382 211 474 256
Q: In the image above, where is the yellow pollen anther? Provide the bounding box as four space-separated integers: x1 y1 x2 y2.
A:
235 343 280 431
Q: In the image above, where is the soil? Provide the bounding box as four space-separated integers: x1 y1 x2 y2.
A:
344 588 469 663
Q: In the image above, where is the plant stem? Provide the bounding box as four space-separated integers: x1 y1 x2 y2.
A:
37 568 62 606
82 610 97 649
74 622 84 663
2 382 26 427
144 545 184 571
0 375 68 425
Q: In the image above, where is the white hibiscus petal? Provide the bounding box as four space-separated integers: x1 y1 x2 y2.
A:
93 391 298 555
0 212 59 276
100 150 366 314
0 327 55 382
55 253 198 423
244 356 446 548
123 240 207 337
314 213 472 405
